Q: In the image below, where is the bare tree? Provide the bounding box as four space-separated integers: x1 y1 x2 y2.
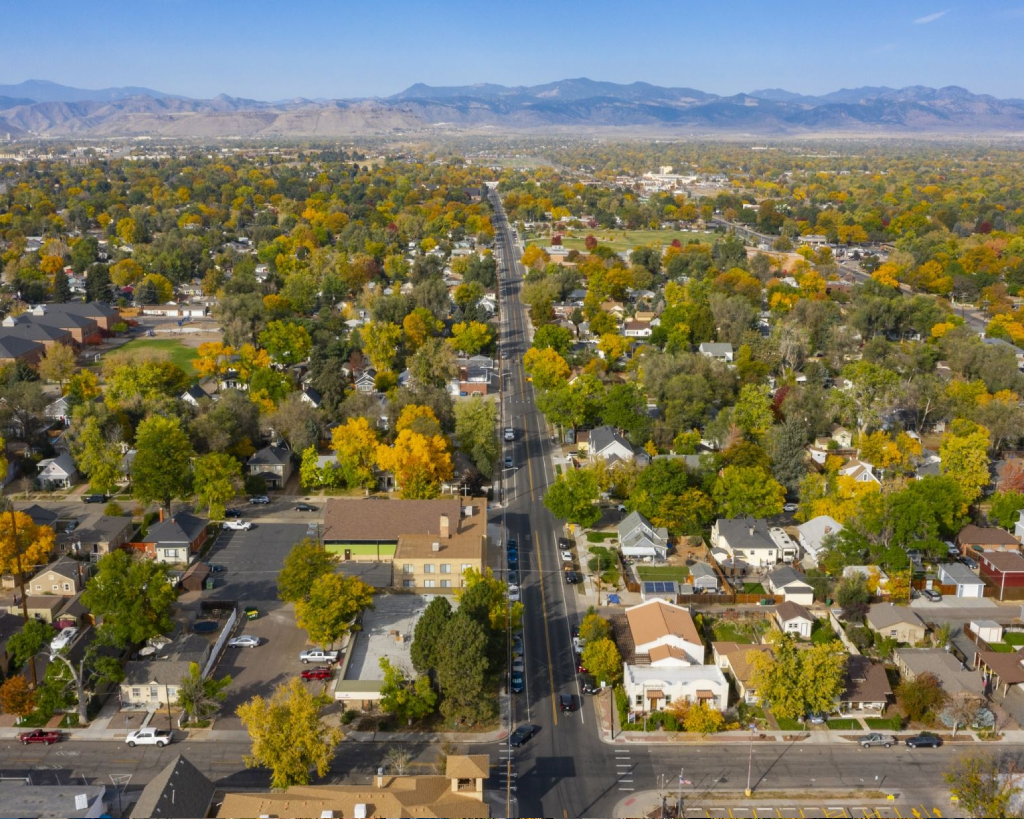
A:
385 746 412 776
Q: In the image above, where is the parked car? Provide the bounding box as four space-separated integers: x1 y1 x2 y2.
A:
507 538 518 552
49 627 78 655
223 520 253 530
512 655 525 673
571 624 580 638
510 672 524 693
580 675 600 695
208 563 225 572
294 503 317 511
960 556 979 570
126 728 172 747
557 537 573 550
558 694 576 712
509 724 537 747
508 584 521 603
560 550 573 564
905 733 942 748
507 550 519 568
565 570 579 584
511 634 524 657
858 733 897 748
224 508 243 517
299 649 339 664
249 495 271 505
782 503 798 513
19 729 61 745
921 588 942 602
301 666 333 681
805 712 827 724
227 635 260 648
572 636 585 655
576 660 589 674
82 494 107 504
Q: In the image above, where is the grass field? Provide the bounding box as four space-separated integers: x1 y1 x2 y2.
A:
988 643 1015 652
826 718 860 731
776 717 803 731
523 227 715 254
710 620 763 644
1005 632 1024 645
743 583 766 595
113 338 199 375
865 717 902 731
637 565 691 582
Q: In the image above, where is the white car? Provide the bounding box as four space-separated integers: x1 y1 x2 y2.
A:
783 503 798 513
507 584 521 602
49 627 78 655
228 635 260 648
512 656 525 673
560 550 573 564
125 728 172 747
223 520 253 530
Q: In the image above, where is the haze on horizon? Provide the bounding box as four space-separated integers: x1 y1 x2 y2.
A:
2 0 1023 102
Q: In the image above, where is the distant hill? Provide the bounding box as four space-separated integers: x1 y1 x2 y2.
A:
3 77 1024 137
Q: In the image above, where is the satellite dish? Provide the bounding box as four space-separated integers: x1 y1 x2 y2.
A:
138 646 156 657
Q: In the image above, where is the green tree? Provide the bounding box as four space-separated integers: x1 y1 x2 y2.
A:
766 419 810 493
748 634 847 721
454 395 499 476
258 320 312 367
131 414 194 511
177 661 232 722
713 466 785 519
532 324 573 356
51 268 71 303
544 468 601 528
72 416 123 495
378 658 437 725
237 678 342 789
450 321 494 355
193 452 243 519
294 573 374 648
411 596 453 675
436 611 493 726
988 490 1024 530
6 618 54 669
895 672 947 722
944 752 1021 819
278 538 337 603
581 637 623 686
456 567 523 665
732 384 775 439
81 551 175 647
601 383 651 443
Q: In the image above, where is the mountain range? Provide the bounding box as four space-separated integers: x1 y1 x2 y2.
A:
2 78 1024 138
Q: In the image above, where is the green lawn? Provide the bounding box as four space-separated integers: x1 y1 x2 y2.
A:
865 717 902 731
586 532 618 543
826 719 860 731
637 565 690 582
587 546 620 584
711 620 758 644
524 227 714 254
776 717 803 731
743 583 766 595
1004 632 1024 646
989 643 1015 652
113 338 199 375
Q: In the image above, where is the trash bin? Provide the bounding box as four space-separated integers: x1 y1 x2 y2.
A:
204 577 215 590
244 606 259 620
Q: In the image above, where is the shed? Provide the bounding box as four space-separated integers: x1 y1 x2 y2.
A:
972 620 1004 644
938 562 986 598
180 561 211 593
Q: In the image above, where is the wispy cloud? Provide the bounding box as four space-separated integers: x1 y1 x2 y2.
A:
913 9 949 24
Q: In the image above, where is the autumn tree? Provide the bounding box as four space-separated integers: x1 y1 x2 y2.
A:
748 634 847 721
581 638 623 686
193 452 243 518
0 675 36 720
523 346 570 392
713 466 785 519
177 661 232 723
294 574 374 648
450 321 494 356
732 384 774 439
360 321 403 374
376 428 453 499
940 421 991 505
579 611 613 644
258 320 312 367
330 416 379 489
37 343 77 392
0 512 56 578
895 672 947 722
278 538 337 604
237 678 342 789
683 702 726 735
131 415 194 511
945 753 1021 819
544 468 601 528
378 658 437 725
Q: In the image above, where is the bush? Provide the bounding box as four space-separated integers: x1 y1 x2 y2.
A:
104 501 125 517
847 626 874 650
244 475 268 495
341 709 356 725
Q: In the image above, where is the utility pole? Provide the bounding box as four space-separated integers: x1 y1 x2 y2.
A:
7 502 36 688
745 724 755 797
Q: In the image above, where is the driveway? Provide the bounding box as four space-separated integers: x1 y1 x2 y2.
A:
205 523 310 603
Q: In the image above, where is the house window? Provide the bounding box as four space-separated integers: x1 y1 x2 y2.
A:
52 584 59 591
150 686 158 698
403 580 415 589
635 695 643 706
441 579 451 588
424 580 436 588
664 695 672 704
403 564 414 574
440 564 451 574
63 583 70 591
424 564 434 574
34 584 40 592
890 630 897 638
166 549 178 559
461 563 473 572
132 687 141 698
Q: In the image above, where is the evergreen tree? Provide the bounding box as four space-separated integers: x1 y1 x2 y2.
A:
85 263 112 303
51 269 71 303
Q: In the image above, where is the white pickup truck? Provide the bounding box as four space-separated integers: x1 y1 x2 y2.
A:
125 728 172 747
299 649 339 664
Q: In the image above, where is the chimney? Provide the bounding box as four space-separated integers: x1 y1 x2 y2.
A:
158 508 164 523
440 514 450 539
375 767 385 788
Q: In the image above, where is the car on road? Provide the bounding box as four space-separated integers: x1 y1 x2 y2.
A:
223 519 253 530
580 675 601 695
82 493 107 504
576 660 588 674
782 503 798 513
299 649 339 664
208 563 225 572
19 729 61 745
560 550 573 564
507 584 521 603
126 728 172 747
504 455 514 469
50 627 78 655
565 570 579 584
858 732 897 748
508 724 537 748
905 733 942 748
507 538 518 551
249 495 271 505
227 635 260 648
294 502 317 511
507 550 518 568
504 428 515 441
558 694 576 713
224 508 243 517
921 588 942 602
301 666 333 681
510 672 524 693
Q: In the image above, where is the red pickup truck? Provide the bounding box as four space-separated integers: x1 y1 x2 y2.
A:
19 729 61 745
301 666 333 681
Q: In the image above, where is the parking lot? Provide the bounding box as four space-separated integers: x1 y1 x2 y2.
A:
206 522 311 602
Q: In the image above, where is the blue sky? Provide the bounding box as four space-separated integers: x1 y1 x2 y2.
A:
3 1 1023 99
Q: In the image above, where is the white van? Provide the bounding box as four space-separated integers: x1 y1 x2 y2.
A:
49 627 78 655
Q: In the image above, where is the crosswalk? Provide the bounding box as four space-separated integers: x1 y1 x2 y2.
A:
614 747 634 791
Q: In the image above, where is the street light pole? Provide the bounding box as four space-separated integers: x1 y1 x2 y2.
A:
5 501 36 688
745 724 755 797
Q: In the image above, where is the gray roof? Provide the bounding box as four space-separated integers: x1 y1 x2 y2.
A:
894 648 983 696
34 555 81 582
938 562 986 586
131 754 215 819
49 301 119 319
0 782 106 819
699 342 733 355
2 323 70 342
689 563 718 582
796 515 843 550
248 443 291 466
40 452 77 476
143 512 207 545
70 514 134 544
768 565 810 589
618 510 668 548
716 517 775 550
22 504 58 526
123 633 209 686
0 334 43 359
182 385 207 402
590 425 634 455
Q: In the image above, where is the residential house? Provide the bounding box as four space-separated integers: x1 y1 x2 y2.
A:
6 594 63 623
29 557 85 597
625 598 704 665
838 458 881 485
640 580 680 602
130 754 216 819
247 443 293 490
766 566 814 605
938 562 986 598
120 633 211 708
44 395 71 424
58 513 134 560
216 756 491 819
698 342 734 362
689 562 719 592
842 565 889 592
893 648 984 697
623 319 652 338
797 516 843 563
979 551 1024 600
622 662 729 714
138 512 208 565
711 518 794 570
323 497 487 590
583 425 650 467
180 385 207 407
354 370 377 394
865 604 928 644
22 504 58 528
838 655 892 713
618 511 670 560
300 385 323 408
957 524 1021 556
774 601 815 639
36 453 78 489
712 642 772 704
831 426 854 448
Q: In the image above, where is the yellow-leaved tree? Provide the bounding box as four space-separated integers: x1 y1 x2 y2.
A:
376 429 452 499
330 417 379 489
